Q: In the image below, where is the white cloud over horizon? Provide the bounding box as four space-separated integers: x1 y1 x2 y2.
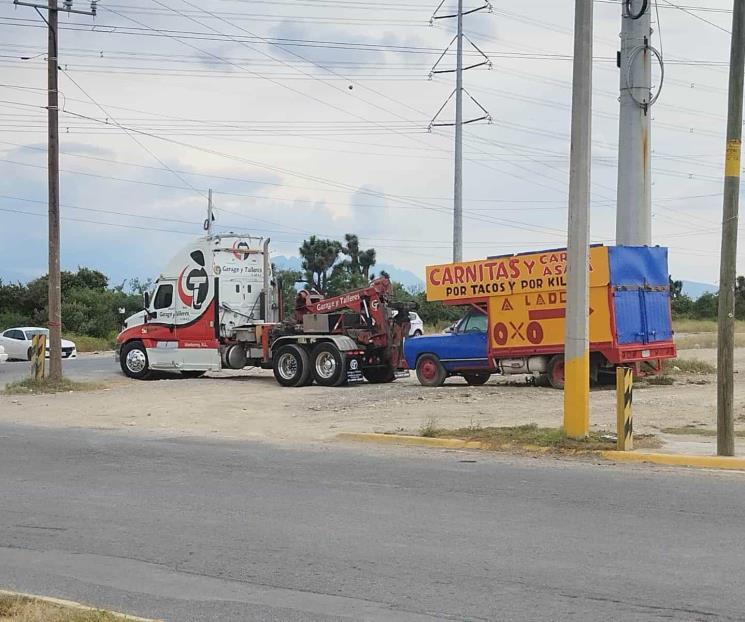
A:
0 0 738 287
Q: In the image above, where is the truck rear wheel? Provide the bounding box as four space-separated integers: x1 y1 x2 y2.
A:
416 354 447 387
120 340 152 380
273 344 311 387
363 366 395 384
463 373 490 386
311 343 347 387
547 355 565 390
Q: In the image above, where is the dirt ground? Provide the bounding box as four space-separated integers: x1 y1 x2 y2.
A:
1 347 743 445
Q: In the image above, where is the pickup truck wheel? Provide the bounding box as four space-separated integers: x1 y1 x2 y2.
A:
363 366 395 384
120 340 152 380
311 343 347 387
274 344 312 387
416 354 446 387
547 355 565 390
463 373 490 386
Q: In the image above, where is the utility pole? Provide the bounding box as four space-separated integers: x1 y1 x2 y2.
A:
616 0 662 246
205 188 214 237
428 0 492 263
717 0 745 457
453 0 463 263
14 0 97 381
564 0 593 439
47 0 62 381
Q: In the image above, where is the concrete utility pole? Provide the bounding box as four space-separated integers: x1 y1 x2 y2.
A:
616 0 657 247
717 0 745 457
428 0 491 263
453 0 464 263
564 0 594 439
14 0 97 381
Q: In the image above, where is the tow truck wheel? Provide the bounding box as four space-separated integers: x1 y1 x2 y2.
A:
120 340 152 380
273 343 311 387
463 373 489 386
547 354 565 390
363 366 395 384
416 354 447 387
311 343 347 387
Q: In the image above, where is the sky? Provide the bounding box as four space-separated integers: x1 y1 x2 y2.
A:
0 0 738 288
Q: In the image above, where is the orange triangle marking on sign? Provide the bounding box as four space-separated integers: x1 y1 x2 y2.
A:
501 298 514 311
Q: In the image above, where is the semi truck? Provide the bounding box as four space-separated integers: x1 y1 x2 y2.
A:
404 245 677 388
115 234 413 387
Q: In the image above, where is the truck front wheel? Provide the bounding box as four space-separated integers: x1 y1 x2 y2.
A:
416 354 447 387
273 344 312 387
311 343 347 387
120 340 152 380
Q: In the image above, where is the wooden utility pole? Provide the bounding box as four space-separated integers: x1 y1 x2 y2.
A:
717 0 745 457
14 0 97 380
47 0 62 381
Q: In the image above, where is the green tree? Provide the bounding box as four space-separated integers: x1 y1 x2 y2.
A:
669 275 683 299
299 236 342 294
273 267 303 318
341 233 376 279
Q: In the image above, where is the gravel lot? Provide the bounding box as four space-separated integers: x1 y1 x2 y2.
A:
0 347 741 444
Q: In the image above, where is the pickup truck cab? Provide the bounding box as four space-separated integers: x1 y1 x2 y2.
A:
404 307 493 386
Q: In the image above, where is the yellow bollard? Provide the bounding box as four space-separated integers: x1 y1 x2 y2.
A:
616 366 633 451
30 334 46 381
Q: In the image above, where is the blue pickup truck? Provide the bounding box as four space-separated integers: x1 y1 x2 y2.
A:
404 308 493 387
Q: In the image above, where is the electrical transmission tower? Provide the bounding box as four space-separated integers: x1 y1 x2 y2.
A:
616 0 664 246
428 0 492 263
13 0 98 381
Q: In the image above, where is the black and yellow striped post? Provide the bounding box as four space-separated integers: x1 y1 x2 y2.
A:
616 366 633 451
30 333 46 381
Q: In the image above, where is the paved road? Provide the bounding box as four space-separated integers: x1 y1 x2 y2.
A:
1 425 744 621
0 353 122 387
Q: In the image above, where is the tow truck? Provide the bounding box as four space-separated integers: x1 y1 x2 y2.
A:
115 233 414 387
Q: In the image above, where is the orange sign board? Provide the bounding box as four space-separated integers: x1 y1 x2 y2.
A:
425 246 610 303
487 285 613 351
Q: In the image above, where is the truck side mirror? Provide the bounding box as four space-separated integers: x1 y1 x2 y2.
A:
143 291 150 309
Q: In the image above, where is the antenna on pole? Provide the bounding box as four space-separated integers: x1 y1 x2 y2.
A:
428 0 492 263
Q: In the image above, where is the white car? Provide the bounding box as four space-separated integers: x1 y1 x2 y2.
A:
392 311 424 337
0 345 7 364
0 327 77 361
408 311 424 337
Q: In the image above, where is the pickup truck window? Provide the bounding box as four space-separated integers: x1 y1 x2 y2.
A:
462 312 487 333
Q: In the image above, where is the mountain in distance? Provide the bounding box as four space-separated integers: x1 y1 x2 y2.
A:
680 280 716 299
271 256 424 291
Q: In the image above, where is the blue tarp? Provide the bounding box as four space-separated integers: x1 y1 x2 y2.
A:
608 246 672 345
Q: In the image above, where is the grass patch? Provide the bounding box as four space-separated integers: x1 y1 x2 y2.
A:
661 426 745 438
63 333 116 353
663 358 716 374
3 377 102 396
420 416 441 438
420 423 659 451
0 594 132 621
